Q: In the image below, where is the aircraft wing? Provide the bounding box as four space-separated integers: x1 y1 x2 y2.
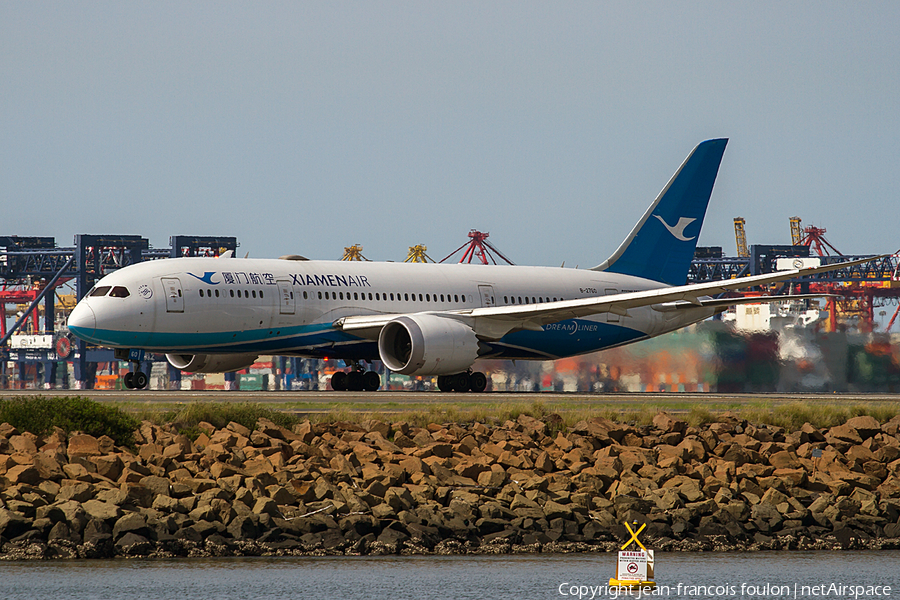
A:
334 255 882 340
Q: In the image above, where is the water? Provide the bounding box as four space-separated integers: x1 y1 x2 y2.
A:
1 552 898 600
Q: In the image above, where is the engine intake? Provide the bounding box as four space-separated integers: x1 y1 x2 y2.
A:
378 314 479 376
166 353 258 373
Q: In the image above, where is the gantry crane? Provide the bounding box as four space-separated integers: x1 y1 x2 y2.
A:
733 218 749 258
440 230 515 265
341 244 369 261
405 245 435 263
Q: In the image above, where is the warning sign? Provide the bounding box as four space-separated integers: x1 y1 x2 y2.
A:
616 550 653 582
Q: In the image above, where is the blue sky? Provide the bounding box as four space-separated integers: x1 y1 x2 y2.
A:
2 2 898 267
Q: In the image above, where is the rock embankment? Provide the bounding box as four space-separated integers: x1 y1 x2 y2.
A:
1 412 900 559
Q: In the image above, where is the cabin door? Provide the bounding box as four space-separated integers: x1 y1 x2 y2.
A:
277 281 295 315
478 285 496 308
161 278 184 313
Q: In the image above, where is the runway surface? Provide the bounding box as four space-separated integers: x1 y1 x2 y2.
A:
2 389 899 416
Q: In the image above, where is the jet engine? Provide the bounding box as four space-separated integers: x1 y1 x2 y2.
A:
378 314 479 376
166 353 258 373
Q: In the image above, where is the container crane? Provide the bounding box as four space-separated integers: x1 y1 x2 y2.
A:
440 230 515 265
341 244 369 261
733 218 749 258
405 245 435 263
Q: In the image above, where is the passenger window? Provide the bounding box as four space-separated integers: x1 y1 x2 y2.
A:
340 292 344 300
404 293 409 301
440 294 445 302
426 294 430 302
303 291 307 299
318 291 322 299
252 290 257 298
199 290 204 297
215 289 220 298
230 290 234 297
89 286 111 297
109 286 130 298
354 292 358 300
454 295 459 302
260 291 264 298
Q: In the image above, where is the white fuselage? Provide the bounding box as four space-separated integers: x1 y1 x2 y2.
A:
67 256 715 363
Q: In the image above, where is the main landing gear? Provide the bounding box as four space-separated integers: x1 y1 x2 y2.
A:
437 371 488 393
331 363 381 392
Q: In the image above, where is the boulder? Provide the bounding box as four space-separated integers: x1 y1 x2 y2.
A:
844 416 882 440
653 412 687 434
9 434 38 455
58 482 95 503
5 464 40 485
0 508 31 539
82 499 123 524
32 452 65 480
67 434 101 459
115 531 153 555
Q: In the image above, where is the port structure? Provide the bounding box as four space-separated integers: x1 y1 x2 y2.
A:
693 218 900 332
341 244 369 261
1 235 238 389
440 230 515 265
405 245 435 263
788 218 900 332
3 222 899 389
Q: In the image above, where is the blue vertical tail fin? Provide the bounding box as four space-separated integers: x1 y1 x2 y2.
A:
592 138 728 285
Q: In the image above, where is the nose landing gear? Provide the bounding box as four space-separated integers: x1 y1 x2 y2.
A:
115 348 149 390
123 369 149 390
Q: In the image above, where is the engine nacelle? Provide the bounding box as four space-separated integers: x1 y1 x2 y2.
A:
378 314 479 376
166 353 258 374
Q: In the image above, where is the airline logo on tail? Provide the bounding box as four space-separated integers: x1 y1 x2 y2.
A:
653 215 697 241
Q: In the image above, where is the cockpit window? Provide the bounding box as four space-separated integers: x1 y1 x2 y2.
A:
89 286 112 297
109 286 130 298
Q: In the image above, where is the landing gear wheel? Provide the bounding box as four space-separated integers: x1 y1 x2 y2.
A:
331 371 347 391
437 375 451 392
363 371 381 392
123 372 135 389
451 372 470 392
134 371 149 389
347 370 364 392
469 371 487 393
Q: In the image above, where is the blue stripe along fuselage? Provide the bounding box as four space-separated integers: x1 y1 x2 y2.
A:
68 318 643 361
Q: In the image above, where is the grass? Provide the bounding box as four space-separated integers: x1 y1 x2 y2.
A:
0 396 139 447
2 395 898 442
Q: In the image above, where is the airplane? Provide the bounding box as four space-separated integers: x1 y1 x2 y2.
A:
66 138 874 392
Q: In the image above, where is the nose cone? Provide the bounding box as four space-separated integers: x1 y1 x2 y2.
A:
67 302 96 340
